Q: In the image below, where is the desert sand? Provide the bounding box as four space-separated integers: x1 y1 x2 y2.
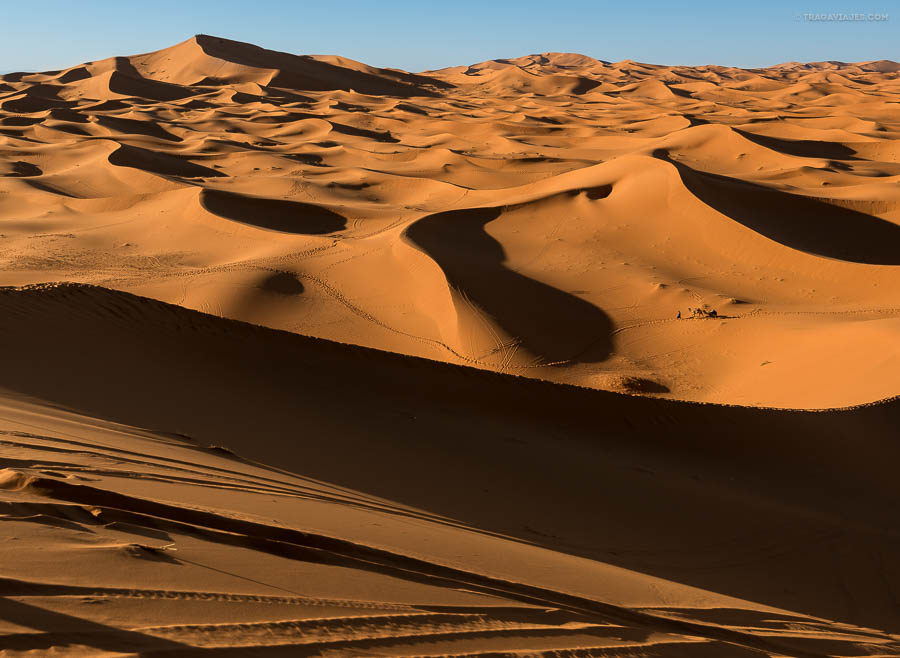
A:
1 35 899 655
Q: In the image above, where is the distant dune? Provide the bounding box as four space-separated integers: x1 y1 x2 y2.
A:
1 36 899 654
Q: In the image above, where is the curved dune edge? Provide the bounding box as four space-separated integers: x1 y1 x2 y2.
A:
0 281 899 654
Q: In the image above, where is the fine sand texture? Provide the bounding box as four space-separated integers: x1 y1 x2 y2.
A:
1 36 900 655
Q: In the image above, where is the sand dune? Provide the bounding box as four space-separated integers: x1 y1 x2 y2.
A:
2 35 897 406
1 35 899 653
1 282 899 655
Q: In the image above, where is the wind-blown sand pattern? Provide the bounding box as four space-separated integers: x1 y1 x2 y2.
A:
1 36 899 655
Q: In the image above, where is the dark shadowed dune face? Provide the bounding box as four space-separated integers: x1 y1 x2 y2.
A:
406 206 614 364
106 70 196 102
656 150 900 265
200 188 347 234
193 34 452 97
109 144 224 178
95 115 181 142
260 271 305 295
2 161 42 177
733 128 859 160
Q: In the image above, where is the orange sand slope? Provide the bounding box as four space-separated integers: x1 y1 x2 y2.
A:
1 35 898 408
2 36 900 655
1 283 899 655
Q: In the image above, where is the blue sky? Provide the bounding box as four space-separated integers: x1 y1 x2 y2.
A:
1 0 896 73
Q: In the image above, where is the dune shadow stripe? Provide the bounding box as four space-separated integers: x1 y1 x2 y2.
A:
95 115 181 142
1 477 845 658
109 144 223 179
261 271 305 295
201 189 346 235
108 57 196 102
7 161 42 177
656 150 900 265
0 597 190 653
405 206 614 364
194 34 452 97
733 128 858 160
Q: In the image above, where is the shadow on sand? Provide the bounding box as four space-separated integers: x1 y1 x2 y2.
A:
656 149 900 265
405 206 613 364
